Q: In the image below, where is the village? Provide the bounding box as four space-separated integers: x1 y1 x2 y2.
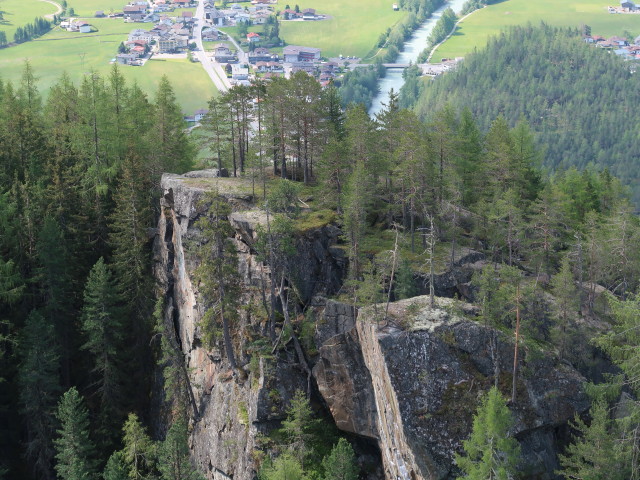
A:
584 32 640 60
103 0 341 86
609 0 640 13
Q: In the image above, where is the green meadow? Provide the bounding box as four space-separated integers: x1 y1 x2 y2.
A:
434 0 640 60
279 0 407 58
0 18 216 112
0 0 57 40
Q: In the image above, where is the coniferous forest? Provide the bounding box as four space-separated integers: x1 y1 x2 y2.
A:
407 24 640 205
1 42 640 479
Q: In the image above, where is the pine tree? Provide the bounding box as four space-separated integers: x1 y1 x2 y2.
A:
322 438 358 480
455 386 520 480
54 387 96 480
158 417 204 480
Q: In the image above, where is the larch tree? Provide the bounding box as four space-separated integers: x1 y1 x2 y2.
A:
455 386 520 480
150 75 195 179
550 255 579 360
557 401 628 480
121 413 157 480
322 438 358 480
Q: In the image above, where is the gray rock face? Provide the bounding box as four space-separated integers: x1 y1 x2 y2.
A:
313 297 590 480
153 172 346 480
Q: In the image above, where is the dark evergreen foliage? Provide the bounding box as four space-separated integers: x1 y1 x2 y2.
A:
409 24 640 204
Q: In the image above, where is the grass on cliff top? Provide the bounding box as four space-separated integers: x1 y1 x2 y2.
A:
434 0 640 60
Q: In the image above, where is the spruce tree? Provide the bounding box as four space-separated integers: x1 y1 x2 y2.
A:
81 257 125 442
54 387 96 480
18 310 61 480
455 386 520 480
322 438 358 480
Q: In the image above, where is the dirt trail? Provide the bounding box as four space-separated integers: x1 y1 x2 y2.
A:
41 0 63 20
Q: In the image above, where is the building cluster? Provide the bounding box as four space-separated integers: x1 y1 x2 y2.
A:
116 10 196 64
60 18 92 32
609 0 640 12
204 1 275 27
280 7 323 20
584 33 640 59
211 43 339 85
114 0 197 22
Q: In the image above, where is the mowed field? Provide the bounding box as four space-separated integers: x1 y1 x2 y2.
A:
0 0 56 40
434 0 640 60
0 17 217 112
279 0 407 58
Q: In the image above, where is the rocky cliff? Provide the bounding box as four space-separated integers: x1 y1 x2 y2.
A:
314 296 590 479
153 170 591 480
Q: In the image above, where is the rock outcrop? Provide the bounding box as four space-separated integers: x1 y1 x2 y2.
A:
153 171 346 480
154 170 590 480
314 296 590 480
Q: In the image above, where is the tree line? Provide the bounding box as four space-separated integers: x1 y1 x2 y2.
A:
13 16 51 43
416 6 457 63
0 63 195 479
405 23 640 206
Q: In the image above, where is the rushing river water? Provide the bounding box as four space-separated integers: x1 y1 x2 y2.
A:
369 0 468 116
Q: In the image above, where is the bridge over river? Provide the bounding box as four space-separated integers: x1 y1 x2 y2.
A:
349 62 455 75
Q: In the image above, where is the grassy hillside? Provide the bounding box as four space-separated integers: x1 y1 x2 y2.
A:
0 0 57 40
279 0 408 58
0 18 217 112
433 0 640 60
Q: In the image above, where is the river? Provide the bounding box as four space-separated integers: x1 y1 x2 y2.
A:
368 0 468 116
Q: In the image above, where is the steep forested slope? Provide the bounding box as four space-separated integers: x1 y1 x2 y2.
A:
410 24 640 205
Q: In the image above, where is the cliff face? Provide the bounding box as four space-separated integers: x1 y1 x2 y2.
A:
314 297 590 480
153 170 590 480
153 171 346 480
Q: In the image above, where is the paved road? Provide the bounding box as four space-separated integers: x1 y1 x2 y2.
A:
224 29 248 64
193 0 230 92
